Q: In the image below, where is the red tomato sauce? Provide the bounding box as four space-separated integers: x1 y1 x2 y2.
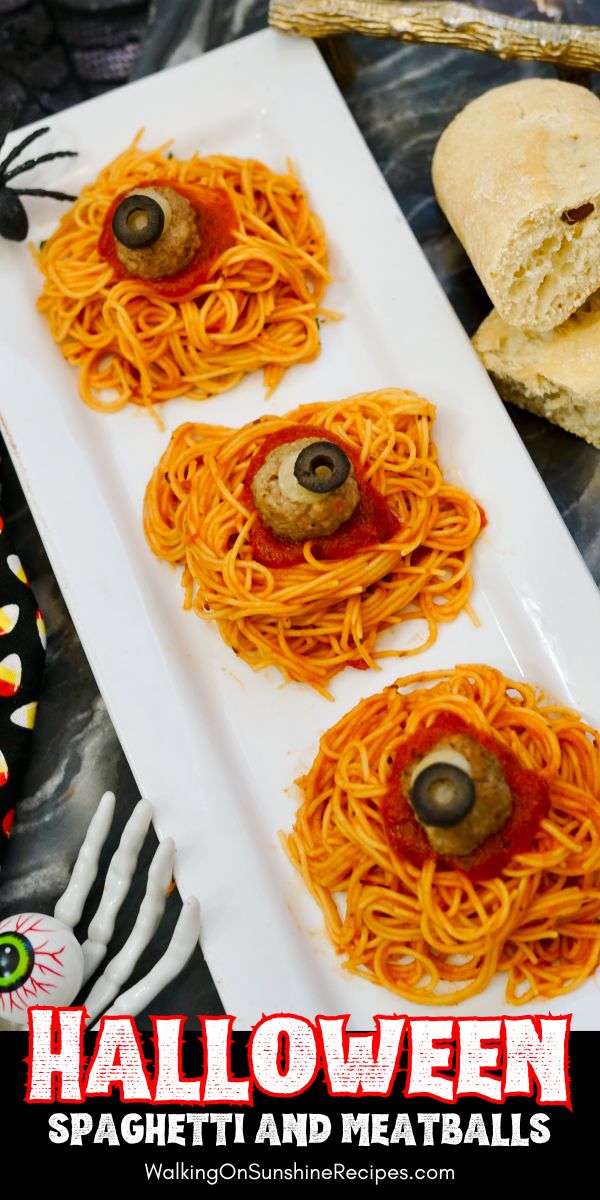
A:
243 424 401 568
382 715 550 881
98 178 237 301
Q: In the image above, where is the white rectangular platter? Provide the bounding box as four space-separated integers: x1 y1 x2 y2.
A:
2 28 600 1029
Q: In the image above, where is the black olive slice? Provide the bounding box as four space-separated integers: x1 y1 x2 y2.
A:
293 441 351 494
112 193 165 248
410 763 475 828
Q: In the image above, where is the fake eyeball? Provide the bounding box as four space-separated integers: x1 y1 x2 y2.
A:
0 913 84 1025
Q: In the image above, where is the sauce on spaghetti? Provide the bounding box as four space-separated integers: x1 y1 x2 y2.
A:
98 178 237 301
285 664 600 1003
383 715 550 881
244 424 401 567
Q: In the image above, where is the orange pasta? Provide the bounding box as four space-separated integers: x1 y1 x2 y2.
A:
35 136 331 414
285 664 600 1004
144 389 483 694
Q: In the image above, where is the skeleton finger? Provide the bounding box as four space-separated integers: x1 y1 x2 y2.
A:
83 837 175 1025
90 896 200 1026
81 798 152 983
54 791 116 930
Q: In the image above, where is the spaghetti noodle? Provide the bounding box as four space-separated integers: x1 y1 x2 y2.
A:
144 389 483 694
35 136 331 414
285 664 600 1004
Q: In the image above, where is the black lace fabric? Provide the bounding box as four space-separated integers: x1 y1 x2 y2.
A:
0 0 151 127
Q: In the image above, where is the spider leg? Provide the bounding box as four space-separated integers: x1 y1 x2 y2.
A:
0 125 49 179
89 896 200 1027
3 150 77 183
80 798 153 984
83 837 176 1026
0 103 20 156
54 790 116 928
10 187 77 201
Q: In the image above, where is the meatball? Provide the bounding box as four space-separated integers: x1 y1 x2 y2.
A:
250 438 360 542
114 186 200 279
404 733 512 857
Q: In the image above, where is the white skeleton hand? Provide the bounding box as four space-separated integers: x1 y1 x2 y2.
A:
0 791 200 1029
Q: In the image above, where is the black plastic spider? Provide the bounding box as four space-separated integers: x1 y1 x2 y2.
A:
0 105 77 242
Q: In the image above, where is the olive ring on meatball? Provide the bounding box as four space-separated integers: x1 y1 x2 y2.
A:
405 734 513 858
112 193 165 248
410 762 475 827
250 437 361 543
111 185 201 280
293 441 351 494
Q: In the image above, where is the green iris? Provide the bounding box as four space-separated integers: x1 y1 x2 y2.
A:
0 932 34 992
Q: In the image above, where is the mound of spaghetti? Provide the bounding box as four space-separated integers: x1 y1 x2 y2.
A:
35 136 330 414
144 389 483 693
285 664 600 1004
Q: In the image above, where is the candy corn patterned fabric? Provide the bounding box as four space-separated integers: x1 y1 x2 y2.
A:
0 514 46 863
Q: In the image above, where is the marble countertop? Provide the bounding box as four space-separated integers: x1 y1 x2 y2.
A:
1 0 599 1026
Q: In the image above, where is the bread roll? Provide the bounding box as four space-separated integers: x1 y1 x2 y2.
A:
473 295 600 448
433 79 600 333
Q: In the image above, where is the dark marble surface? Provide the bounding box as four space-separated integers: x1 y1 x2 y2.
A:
1 0 600 1026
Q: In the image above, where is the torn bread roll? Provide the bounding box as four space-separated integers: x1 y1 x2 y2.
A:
473 296 600 448
433 79 600 333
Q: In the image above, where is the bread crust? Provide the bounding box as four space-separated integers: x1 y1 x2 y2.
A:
433 79 600 332
473 297 600 448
